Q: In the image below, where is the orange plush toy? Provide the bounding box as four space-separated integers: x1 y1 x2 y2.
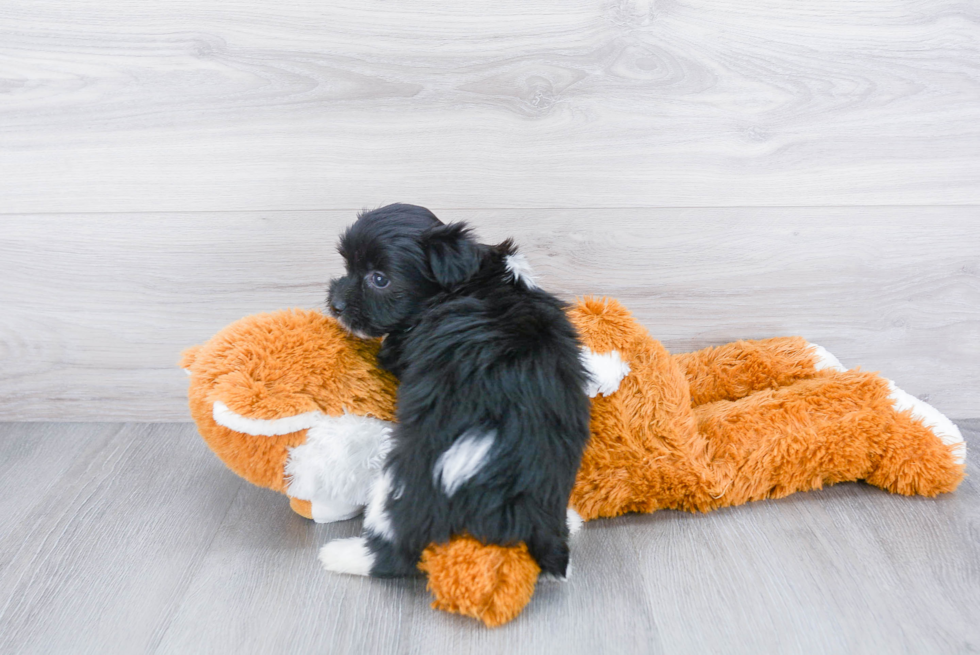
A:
182 297 966 627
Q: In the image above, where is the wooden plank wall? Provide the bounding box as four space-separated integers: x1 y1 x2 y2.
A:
1 0 978 420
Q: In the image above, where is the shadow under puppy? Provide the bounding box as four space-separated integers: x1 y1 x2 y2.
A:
319 204 591 579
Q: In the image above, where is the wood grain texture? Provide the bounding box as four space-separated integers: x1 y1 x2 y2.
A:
0 423 244 655
1 0 978 212
1 209 977 420
0 421 977 653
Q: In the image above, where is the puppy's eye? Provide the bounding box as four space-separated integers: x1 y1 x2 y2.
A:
368 272 390 289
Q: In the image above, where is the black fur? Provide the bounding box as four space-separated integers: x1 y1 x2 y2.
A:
327 203 591 578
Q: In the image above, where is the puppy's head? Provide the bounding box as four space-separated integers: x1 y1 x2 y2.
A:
327 204 483 337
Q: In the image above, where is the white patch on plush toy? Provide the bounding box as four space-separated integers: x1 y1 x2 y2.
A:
433 429 497 497
364 470 396 541
808 343 846 372
319 537 374 576
310 494 362 523
566 508 584 536
284 412 394 522
504 253 539 290
212 401 323 437
887 381 966 465
212 402 400 526
580 348 631 397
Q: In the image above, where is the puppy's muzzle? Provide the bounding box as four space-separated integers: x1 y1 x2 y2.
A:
328 277 351 317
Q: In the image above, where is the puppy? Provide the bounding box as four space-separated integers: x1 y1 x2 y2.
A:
319 203 592 579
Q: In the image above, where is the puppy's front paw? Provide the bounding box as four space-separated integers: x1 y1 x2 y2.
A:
319 537 374 576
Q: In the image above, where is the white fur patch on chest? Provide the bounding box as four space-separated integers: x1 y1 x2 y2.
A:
579 348 631 397
504 253 539 290
433 429 497 497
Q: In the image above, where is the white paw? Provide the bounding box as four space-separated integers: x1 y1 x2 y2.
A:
807 343 846 372
539 562 572 583
887 380 966 465
318 537 374 576
580 348 631 397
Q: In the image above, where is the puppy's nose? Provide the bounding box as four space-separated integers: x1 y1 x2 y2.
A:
330 297 347 314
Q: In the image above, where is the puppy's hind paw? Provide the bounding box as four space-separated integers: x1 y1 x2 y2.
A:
539 561 573 583
319 537 374 576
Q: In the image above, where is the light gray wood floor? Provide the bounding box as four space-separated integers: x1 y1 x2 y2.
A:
1 421 977 654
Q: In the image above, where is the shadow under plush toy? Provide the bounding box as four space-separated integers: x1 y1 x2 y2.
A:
181 297 966 627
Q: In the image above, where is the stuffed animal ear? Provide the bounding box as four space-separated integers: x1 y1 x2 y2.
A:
422 222 483 288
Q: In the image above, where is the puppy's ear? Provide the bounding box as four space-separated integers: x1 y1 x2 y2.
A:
423 223 482 288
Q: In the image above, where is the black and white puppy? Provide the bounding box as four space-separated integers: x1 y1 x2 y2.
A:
319 203 592 579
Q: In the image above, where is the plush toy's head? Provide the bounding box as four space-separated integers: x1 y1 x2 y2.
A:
181 309 397 492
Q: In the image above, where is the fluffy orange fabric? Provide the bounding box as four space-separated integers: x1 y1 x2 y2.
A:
289 497 314 519
184 298 964 628
675 336 819 406
419 537 541 628
182 309 397 493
